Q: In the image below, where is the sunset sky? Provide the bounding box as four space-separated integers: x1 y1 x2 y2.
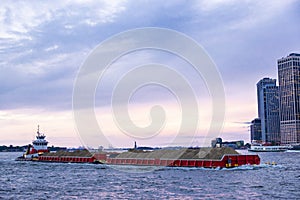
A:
1 0 300 148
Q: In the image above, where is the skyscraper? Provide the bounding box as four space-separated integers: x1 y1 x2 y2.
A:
257 78 280 144
278 53 300 145
250 118 262 142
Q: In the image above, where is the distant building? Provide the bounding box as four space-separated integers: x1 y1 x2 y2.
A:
278 53 300 145
250 118 262 142
256 78 280 144
222 140 244 149
211 138 245 149
211 138 222 148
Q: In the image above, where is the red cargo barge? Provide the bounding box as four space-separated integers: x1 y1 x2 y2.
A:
102 154 260 168
38 154 96 163
92 148 260 168
36 151 260 168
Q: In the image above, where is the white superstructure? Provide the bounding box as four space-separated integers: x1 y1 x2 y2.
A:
32 125 48 152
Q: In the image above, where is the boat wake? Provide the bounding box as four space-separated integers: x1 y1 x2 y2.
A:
99 163 284 172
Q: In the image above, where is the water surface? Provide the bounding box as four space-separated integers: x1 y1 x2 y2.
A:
0 151 299 199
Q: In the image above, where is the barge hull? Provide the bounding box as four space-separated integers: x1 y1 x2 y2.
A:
38 155 97 163
103 154 260 168
20 154 260 168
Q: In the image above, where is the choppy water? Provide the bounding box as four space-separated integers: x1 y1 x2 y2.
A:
0 151 299 199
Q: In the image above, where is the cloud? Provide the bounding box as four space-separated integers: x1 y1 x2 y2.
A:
0 0 126 38
44 45 59 52
1 0 300 146
194 0 297 25
0 50 88 110
0 0 126 110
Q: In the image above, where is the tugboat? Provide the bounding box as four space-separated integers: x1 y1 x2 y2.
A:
16 125 49 161
16 126 98 163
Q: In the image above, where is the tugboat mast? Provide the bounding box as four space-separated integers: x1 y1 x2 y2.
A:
37 125 40 137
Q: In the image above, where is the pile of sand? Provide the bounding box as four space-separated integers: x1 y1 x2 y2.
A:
201 147 238 159
43 149 92 157
115 147 239 160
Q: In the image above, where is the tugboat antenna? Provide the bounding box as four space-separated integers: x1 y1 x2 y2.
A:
37 125 40 137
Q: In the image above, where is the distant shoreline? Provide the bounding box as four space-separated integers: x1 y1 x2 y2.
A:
0 145 26 152
0 145 68 152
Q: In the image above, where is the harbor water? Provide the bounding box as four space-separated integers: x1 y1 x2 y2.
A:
0 151 299 199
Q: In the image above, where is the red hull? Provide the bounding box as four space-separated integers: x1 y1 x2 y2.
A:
103 154 260 168
28 152 260 168
38 156 96 163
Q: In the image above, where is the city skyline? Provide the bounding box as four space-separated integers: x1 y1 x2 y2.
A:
252 53 300 145
1 1 300 147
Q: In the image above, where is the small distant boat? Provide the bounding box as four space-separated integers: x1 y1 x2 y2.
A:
248 145 288 152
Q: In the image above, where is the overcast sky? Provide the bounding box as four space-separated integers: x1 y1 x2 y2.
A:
1 0 300 148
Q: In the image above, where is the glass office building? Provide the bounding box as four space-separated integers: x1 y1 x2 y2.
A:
278 53 300 145
257 78 280 144
250 118 262 142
